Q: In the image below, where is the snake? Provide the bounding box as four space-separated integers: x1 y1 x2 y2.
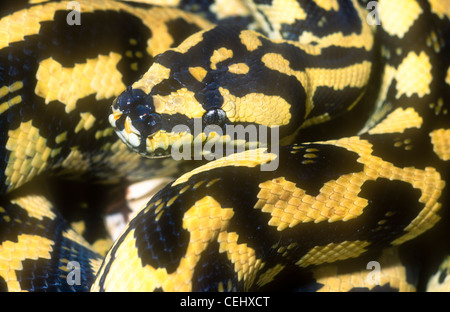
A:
0 0 449 292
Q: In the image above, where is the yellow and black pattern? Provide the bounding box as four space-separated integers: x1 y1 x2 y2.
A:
110 0 375 156
0 0 212 291
0 191 102 291
1 0 449 292
0 0 214 193
427 254 450 291
101 0 450 291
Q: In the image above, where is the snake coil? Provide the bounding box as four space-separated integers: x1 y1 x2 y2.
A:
0 0 449 292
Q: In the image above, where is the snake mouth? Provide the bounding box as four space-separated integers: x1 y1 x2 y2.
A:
110 87 171 157
110 108 261 159
109 109 171 157
110 87 265 159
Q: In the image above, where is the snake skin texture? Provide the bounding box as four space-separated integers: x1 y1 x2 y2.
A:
0 0 449 292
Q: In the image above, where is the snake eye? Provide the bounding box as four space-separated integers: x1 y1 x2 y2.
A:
203 108 227 126
113 87 148 112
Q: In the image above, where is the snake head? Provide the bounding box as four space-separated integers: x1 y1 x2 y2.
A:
109 83 231 158
110 86 166 157
110 26 307 158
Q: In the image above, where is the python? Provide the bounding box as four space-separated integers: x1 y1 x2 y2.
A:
0 0 449 292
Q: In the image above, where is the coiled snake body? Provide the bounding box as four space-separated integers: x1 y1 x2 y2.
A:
0 0 449 292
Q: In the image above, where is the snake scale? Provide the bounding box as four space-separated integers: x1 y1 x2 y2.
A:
0 0 449 292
